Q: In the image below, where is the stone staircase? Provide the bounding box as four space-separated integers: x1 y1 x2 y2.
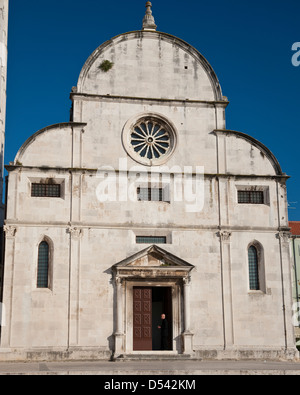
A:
113 352 196 361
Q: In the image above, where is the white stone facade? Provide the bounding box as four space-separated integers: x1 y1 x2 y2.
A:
0 6 297 361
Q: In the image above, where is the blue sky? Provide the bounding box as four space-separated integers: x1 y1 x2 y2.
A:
5 0 300 220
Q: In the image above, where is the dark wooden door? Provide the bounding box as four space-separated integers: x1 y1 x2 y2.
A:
133 287 152 351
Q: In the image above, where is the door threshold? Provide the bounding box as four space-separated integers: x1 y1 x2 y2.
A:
130 350 177 355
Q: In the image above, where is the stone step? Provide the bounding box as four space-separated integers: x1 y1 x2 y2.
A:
113 352 196 361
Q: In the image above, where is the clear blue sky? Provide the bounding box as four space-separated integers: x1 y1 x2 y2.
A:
5 0 300 220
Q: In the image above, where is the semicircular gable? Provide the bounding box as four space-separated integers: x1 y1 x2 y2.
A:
77 31 224 102
15 122 86 168
215 129 284 176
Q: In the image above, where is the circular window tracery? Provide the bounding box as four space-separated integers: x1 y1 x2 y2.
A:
122 114 177 166
131 120 170 161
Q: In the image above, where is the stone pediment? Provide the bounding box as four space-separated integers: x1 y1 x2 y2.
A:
113 245 194 280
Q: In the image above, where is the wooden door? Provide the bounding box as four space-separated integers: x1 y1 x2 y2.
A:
133 287 152 351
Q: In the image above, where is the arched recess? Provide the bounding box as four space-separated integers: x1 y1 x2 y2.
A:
36 236 54 290
247 240 266 293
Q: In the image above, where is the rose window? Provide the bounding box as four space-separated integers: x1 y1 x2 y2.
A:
131 120 170 160
123 115 177 166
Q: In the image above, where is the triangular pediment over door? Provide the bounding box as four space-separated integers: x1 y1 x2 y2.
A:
112 245 194 280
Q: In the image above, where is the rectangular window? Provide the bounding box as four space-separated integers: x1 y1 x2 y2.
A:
238 190 264 204
136 236 167 244
31 183 61 198
137 187 163 202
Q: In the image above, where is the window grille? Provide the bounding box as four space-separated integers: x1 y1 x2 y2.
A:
37 241 49 288
136 236 167 244
248 245 259 290
137 187 163 202
238 190 264 204
31 183 61 198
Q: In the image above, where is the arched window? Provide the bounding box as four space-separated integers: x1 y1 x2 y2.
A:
248 245 259 290
37 241 49 288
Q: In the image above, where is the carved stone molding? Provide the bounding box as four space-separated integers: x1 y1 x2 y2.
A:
115 275 125 286
217 231 232 242
113 245 194 281
3 225 17 238
67 227 83 239
183 275 191 285
276 231 290 244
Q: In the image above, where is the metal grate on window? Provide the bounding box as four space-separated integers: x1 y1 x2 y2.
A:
137 187 163 202
37 241 49 288
136 236 167 244
238 190 264 204
248 246 259 290
31 183 61 198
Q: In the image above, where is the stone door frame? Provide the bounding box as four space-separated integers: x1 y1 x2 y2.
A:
112 245 195 357
126 279 181 354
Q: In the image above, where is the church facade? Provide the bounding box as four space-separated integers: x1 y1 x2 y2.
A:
0 3 297 361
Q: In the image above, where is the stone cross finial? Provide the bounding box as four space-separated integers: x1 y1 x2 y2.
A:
142 1 157 31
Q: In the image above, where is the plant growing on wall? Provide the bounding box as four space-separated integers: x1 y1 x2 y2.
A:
99 60 114 72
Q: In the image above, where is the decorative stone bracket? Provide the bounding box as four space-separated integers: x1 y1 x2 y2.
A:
67 226 83 239
3 225 17 238
217 231 232 242
276 231 290 244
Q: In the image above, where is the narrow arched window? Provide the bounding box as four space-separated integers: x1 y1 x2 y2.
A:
37 241 49 288
248 245 259 290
